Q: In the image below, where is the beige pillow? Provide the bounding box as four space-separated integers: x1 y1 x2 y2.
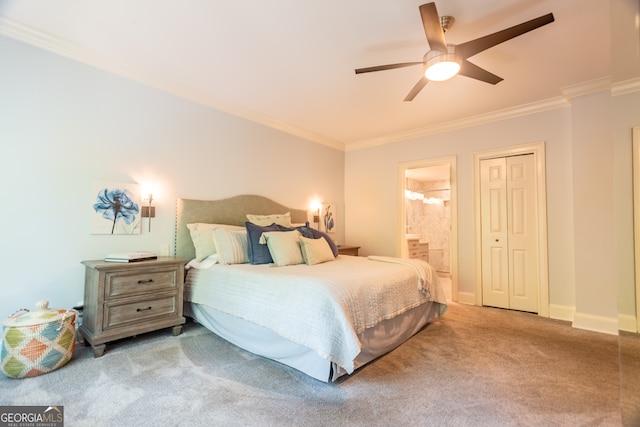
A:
300 236 335 265
186 223 244 261
213 228 248 264
246 212 291 227
261 230 303 266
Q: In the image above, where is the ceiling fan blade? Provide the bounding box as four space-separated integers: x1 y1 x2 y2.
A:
458 60 503 84
404 76 429 102
355 62 423 74
419 2 447 52
456 13 554 59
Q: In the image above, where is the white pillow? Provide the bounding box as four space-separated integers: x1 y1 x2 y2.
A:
185 254 219 270
300 236 335 265
187 223 244 261
212 228 248 265
246 212 291 227
260 230 303 266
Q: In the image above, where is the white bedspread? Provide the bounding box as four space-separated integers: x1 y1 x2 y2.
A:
184 255 447 374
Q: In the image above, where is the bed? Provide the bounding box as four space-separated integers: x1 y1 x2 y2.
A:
176 195 447 382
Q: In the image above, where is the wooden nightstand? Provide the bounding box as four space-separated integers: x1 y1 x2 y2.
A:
79 257 187 357
337 245 360 256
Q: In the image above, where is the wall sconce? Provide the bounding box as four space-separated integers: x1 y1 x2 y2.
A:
310 200 322 229
141 193 155 232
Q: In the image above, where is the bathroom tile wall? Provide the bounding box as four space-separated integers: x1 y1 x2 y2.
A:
406 179 450 272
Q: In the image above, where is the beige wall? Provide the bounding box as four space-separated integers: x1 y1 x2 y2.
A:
613 90 640 329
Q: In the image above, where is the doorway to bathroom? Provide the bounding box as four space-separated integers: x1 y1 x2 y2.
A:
399 156 458 302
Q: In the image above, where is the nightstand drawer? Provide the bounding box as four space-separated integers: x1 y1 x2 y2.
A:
105 268 178 299
408 239 420 250
103 294 178 330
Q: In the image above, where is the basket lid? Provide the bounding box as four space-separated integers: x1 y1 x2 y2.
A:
2 300 75 327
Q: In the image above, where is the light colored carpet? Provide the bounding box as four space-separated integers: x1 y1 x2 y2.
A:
0 302 630 426
620 331 640 426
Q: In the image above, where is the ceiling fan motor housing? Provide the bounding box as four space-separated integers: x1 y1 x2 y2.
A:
424 45 460 81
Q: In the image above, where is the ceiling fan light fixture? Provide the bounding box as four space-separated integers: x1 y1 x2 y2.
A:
424 46 460 81
425 60 460 81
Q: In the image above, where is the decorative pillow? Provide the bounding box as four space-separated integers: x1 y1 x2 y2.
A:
245 222 281 264
261 230 303 266
246 212 291 227
276 223 339 257
308 228 338 257
187 223 244 261
299 236 335 265
212 228 248 265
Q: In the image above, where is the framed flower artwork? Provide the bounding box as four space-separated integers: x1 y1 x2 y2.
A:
321 203 335 234
91 180 142 234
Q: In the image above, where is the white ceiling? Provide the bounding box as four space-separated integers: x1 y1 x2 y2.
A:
1 1 637 150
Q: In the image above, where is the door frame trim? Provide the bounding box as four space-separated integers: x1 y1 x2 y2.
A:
472 141 550 317
398 155 458 302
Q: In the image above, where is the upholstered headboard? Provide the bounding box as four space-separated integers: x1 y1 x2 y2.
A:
175 195 308 260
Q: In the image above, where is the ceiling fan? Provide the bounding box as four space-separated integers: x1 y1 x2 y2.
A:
355 2 554 101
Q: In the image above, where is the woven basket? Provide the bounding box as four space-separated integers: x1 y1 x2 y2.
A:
1 300 77 378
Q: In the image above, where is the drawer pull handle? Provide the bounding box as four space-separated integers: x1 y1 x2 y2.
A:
136 306 152 312
137 279 154 284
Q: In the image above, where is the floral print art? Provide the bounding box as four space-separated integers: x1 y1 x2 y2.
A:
91 181 141 234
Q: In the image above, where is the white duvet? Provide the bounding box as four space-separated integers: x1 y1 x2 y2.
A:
184 255 447 374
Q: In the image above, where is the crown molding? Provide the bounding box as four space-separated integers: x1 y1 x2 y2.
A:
0 17 345 151
345 96 569 151
611 76 640 96
346 76 625 151
560 76 612 99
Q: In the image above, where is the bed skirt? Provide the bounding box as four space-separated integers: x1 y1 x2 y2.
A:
185 300 443 382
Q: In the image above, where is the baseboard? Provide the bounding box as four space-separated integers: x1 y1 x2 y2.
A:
549 304 575 322
457 292 476 305
618 313 638 333
453 299 628 334
572 312 619 335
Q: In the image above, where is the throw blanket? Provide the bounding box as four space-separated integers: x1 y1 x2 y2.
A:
185 256 447 374
368 256 432 294
368 256 448 318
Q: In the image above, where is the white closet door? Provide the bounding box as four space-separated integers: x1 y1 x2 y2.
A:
481 154 539 312
481 158 510 308
506 154 539 312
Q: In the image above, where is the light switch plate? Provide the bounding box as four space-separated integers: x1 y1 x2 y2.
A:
160 244 170 256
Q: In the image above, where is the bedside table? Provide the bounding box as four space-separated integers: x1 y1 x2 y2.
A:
79 257 188 357
337 245 360 256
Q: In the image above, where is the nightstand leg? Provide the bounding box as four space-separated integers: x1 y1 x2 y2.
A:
92 344 106 358
172 325 183 336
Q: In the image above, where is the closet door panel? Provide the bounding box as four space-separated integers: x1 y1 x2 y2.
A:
481 154 539 313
